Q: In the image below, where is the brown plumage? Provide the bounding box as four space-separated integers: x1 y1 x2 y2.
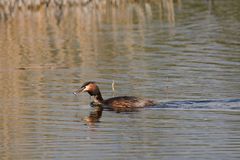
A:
73 81 155 110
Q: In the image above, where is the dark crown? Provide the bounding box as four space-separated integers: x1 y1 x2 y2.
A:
81 81 96 88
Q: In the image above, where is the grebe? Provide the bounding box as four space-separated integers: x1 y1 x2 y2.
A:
73 81 155 110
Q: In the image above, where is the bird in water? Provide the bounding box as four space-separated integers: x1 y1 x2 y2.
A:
73 81 155 111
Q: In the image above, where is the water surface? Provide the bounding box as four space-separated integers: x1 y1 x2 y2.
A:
0 0 240 159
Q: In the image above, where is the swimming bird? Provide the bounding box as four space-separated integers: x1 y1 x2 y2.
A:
73 81 155 110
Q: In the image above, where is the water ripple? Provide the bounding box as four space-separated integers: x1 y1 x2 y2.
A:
155 99 240 110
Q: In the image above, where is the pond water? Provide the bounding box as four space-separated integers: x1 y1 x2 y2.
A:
0 0 240 159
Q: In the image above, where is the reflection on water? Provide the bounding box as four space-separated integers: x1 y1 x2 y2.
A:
0 0 177 25
84 105 103 124
0 0 240 160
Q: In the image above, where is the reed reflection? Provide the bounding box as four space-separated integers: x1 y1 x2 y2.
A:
0 0 177 25
0 0 179 110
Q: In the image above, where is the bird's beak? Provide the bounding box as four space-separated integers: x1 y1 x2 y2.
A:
73 87 85 95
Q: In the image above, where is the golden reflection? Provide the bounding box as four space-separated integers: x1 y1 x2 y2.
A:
0 1 179 158
0 0 178 70
0 0 180 103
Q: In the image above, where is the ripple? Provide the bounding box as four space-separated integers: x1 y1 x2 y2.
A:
155 99 240 111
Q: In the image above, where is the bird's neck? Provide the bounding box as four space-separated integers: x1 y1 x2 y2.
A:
93 91 104 104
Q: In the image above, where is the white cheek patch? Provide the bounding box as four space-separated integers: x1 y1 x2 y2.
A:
83 85 91 92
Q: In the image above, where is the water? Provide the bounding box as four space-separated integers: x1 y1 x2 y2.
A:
0 0 240 159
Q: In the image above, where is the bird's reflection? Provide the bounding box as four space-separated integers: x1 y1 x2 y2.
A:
84 105 103 124
84 103 140 125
